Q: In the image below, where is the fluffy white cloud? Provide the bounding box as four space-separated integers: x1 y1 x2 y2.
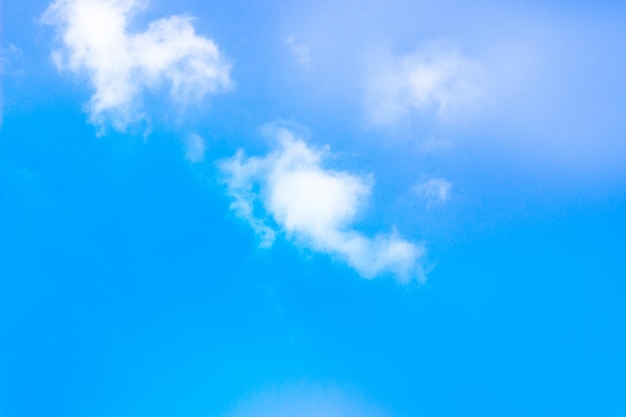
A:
219 126 424 282
414 177 452 208
366 42 481 126
42 0 232 131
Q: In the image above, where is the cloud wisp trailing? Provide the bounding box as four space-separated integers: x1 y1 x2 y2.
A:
365 42 481 126
42 0 232 132
415 177 452 209
219 126 425 282
183 132 207 163
0 43 24 75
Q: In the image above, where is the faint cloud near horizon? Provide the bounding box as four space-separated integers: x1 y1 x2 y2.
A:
223 382 391 417
41 0 232 134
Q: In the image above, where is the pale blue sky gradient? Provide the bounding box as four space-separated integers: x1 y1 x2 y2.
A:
2 1 626 416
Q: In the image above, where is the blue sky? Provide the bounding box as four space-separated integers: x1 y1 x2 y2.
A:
2 1 626 416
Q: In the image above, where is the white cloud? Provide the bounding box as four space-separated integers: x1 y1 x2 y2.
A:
365 42 481 126
183 132 206 163
286 34 311 67
219 126 425 282
414 177 452 208
42 0 232 132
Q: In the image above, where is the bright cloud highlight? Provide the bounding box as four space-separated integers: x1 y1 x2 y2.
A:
42 0 232 131
366 42 481 126
220 126 425 282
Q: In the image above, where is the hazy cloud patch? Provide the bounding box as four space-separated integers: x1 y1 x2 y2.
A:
414 177 452 208
223 383 391 417
183 132 207 163
286 34 311 67
0 43 24 75
365 42 482 126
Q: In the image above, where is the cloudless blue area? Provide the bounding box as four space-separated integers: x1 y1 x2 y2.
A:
2 1 626 417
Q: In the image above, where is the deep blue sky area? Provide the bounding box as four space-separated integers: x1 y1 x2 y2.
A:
2 1 626 416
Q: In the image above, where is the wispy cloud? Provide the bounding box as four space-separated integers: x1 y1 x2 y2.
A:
0 42 24 128
365 42 481 126
414 177 452 208
41 0 232 132
286 34 311 67
219 125 425 282
183 132 206 163
0 43 23 75
419 137 453 154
